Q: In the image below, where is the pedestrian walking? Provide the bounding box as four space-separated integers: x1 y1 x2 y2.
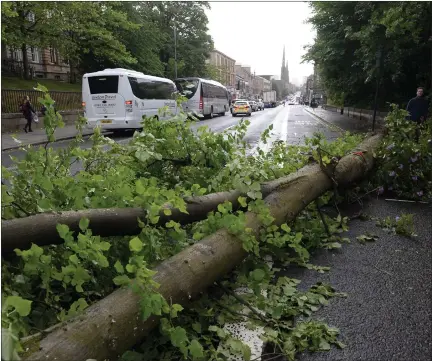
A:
406 87 429 142
19 95 36 133
406 87 429 124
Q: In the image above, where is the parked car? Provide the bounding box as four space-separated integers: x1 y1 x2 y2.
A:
248 100 258 112
257 100 264 110
232 101 252 117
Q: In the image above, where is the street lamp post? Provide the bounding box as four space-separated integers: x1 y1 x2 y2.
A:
174 23 178 79
372 47 383 132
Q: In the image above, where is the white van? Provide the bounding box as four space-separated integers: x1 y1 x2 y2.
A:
82 68 178 132
174 77 230 119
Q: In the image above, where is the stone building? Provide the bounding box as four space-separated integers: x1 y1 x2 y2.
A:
1 43 71 81
235 64 253 98
208 49 236 89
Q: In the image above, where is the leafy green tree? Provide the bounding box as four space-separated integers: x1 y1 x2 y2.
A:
106 2 165 77
304 1 432 108
1 1 59 79
204 63 223 83
51 1 137 83
153 1 213 79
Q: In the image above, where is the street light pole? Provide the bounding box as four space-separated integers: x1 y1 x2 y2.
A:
174 23 177 79
372 47 383 132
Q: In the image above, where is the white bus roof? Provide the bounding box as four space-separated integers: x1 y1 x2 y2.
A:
83 68 175 84
175 77 227 90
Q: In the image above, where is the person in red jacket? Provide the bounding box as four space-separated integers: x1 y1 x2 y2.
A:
19 96 35 133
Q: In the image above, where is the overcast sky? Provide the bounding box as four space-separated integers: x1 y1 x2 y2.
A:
205 1 316 85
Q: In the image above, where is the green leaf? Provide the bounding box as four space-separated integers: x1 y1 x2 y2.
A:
69 254 79 265
238 196 247 207
192 322 202 333
79 217 90 232
189 339 204 359
319 339 331 350
170 303 184 318
6 296 32 316
113 275 130 286
114 260 124 274
57 224 69 239
129 237 143 252
281 223 291 233
170 326 188 347
126 264 137 273
250 269 265 281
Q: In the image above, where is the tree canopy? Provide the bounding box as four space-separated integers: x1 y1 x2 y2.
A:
1 1 215 82
304 1 432 108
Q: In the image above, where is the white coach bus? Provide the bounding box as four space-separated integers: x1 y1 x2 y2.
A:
174 77 230 119
82 68 178 132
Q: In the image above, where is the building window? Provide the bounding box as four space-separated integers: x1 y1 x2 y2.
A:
49 47 59 64
8 47 23 61
30 47 40 63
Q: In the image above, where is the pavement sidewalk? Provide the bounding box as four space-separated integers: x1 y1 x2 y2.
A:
304 106 384 133
1 125 97 151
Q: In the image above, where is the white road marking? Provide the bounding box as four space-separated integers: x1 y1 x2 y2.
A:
250 106 289 155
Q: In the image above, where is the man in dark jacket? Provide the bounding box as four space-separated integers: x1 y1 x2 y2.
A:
406 87 429 123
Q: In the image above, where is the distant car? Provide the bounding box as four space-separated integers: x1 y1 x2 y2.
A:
288 101 295 105
248 101 258 112
230 99 246 113
232 101 252 117
257 101 264 110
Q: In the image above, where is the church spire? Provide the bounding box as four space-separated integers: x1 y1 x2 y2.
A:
282 45 286 68
281 45 286 81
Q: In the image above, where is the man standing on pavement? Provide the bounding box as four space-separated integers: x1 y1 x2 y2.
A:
406 87 429 124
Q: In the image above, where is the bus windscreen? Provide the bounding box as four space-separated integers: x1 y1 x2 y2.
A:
175 79 199 99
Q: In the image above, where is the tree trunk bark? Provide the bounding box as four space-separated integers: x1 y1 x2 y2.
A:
21 43 29 80
23 134 383 361
2 191 242 254
69 61 76 84
3 171 316 255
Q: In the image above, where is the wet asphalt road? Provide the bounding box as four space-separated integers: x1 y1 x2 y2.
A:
289 198 432 361
1 105 340 173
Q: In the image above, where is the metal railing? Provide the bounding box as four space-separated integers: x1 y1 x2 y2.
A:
1 89 81 114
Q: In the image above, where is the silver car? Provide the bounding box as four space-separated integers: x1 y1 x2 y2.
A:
249 101 258 112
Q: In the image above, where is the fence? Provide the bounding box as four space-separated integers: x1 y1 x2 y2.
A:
1 89 81 114
322 104 389 120
322 104 341 113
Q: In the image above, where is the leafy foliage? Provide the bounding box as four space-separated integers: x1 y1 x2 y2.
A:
376 213 416 238
304 1 432 108
371 105 432 201
1 1 214 82
1 86 364 360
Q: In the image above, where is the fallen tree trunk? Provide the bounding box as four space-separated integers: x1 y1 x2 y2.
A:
2 191 241 254
23 133 383 361
2 164 317 254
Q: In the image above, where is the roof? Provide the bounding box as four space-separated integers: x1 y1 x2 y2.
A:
210 49 236 62
83 68 175 84
175 77 227 90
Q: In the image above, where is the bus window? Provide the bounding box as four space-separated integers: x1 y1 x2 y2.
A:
175 79 199 99
88 76 119 94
